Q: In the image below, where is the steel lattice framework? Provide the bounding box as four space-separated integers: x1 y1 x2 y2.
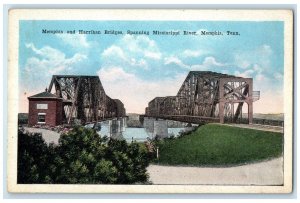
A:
145 71 260 124
48 75 126 124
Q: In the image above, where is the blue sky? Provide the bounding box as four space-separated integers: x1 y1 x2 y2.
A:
19 20 284 113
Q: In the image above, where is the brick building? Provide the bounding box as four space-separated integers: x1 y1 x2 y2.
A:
28 91 63 126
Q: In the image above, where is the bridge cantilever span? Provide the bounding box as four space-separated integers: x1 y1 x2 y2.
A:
48 75 126 125
145 71 260 124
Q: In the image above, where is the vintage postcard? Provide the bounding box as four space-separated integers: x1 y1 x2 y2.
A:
7 9 293 193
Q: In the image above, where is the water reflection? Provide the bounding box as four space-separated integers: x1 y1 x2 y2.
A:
86 117 196 142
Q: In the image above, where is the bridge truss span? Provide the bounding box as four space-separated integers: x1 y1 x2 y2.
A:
145 71 260 124
48 75 126 124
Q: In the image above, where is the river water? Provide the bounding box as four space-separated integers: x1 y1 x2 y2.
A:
86 117 196 142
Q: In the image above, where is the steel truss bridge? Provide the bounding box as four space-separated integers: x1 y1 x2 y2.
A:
145 71 260 124
48 75 126 124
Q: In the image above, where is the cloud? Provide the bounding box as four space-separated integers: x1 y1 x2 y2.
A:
101 35 159 70
25 43 86 75
163 56 227 71
164 56 189 69
26 43 65 60
234 56 251 69
120 35 158 54
234 70 255 78
22 43 87 93
130 58 148 69
202 56 225 67
255 73 268 82
144 51 161 60
182 49 206 58
56 34 90 49
98 67 185 113
98 66 135 82
189 56 227 71
234 44 273 71
102 45 127 61
252 64 263 73
101 45 149 69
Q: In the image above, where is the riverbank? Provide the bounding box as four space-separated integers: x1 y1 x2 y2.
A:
155 124 283 166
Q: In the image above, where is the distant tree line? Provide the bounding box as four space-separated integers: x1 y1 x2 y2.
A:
18 126 154 184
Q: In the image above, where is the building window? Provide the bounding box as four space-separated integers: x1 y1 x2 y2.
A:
37 104 48 109
37 113 46 124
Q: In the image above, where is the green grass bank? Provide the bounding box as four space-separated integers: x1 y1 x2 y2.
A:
156 124 283 166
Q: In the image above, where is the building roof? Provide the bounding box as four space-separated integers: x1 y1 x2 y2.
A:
28 91 61 99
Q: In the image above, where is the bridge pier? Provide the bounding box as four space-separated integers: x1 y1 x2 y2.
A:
97 117 127 139
143 117 154 133
154 119 168 139
143 117 169 139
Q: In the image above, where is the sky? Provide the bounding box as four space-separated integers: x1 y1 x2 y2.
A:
19 20 284 114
